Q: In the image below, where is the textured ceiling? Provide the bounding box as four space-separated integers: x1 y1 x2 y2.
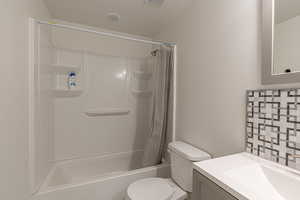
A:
43 0 194 37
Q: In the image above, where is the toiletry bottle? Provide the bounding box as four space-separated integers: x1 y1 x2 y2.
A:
68 72 77 90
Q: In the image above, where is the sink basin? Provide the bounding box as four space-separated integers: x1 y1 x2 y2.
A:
225 164 300 200
193 153 300 200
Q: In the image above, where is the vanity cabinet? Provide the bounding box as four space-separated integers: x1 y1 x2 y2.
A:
192 170 238 200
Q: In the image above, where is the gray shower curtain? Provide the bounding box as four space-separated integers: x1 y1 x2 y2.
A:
142 45 174 167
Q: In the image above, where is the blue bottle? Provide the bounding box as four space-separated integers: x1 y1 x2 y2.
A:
68 72 77 90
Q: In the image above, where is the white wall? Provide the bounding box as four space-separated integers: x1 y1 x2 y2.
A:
155 0 262 157
49 22 155 160
0 0 50 200
274 15 300 74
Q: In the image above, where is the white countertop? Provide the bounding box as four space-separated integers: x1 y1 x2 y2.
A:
193 152 300 200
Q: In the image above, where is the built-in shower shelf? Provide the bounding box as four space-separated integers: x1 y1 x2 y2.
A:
133 71 152 80
131 89 153 98
84 109 130 117
52 89 83 97
51 64 80 74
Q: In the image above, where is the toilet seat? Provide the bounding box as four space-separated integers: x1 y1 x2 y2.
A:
127 178 174 200
126 178 187 200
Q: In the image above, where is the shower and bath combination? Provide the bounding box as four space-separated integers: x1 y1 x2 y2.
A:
29 19 176 199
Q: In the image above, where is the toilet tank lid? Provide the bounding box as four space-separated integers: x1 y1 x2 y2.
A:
168 141 211 161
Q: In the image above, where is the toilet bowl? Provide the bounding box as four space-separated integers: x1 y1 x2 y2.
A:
125 141 211 200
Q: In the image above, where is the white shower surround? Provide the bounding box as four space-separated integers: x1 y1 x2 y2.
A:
29 19 175 199
51 22 155 161
53 48 154 161
29 18 55 193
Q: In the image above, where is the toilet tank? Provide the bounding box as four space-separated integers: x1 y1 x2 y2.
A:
168 141 211 192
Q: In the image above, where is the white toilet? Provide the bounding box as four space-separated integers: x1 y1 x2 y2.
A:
125 141 211 200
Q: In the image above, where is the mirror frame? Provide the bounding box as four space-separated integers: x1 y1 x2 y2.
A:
262 0 300 84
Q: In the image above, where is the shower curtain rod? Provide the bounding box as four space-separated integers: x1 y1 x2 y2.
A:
35 19 176 46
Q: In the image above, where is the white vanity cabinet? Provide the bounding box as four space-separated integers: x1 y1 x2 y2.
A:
192 170 238 200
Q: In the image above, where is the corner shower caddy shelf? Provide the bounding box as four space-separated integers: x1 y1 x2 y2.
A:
51 61 83 98
51 64 80 74
84 108 130 116
53 89 83 98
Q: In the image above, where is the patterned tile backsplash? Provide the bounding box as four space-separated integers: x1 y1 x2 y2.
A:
246 88 300 170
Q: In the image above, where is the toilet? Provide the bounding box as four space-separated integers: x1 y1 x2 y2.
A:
125 141 211 200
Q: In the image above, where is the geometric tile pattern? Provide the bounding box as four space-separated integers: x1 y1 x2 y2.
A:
246 89 300 170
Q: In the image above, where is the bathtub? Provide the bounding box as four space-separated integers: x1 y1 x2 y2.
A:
33 151 170 200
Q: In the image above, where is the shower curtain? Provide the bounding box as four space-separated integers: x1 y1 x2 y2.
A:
142 45 174 167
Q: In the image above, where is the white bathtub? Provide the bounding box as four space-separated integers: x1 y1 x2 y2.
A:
33 151 170 200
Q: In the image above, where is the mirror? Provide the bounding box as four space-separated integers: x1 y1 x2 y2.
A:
262 0 300 84
274 0 300 75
